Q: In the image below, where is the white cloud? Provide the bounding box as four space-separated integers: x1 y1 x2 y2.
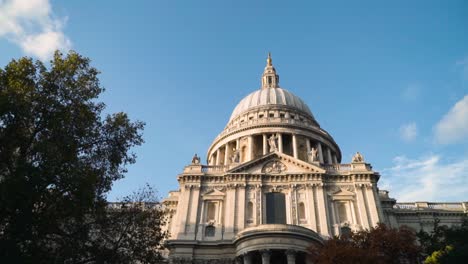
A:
381 154 468 202
434 95 468 145
399 122 417 142
0 0 71 60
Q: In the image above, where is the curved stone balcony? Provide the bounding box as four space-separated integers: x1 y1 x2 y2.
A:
234 224 323 256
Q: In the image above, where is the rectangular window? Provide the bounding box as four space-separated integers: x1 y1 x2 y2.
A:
207 202 216 221
266 193 286 224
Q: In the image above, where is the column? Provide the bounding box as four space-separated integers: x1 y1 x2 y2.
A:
215 149 221 165
333 154 338 164
247 136 253 161
278 133 283 153
355 184 370 229
186 186 200 239
263 134 268 155
243 253 253 264
292 134 298 159
365 184 380 227
327 148 332 165
224 143 231 165
306 184 317 231
286 250 296 264
261 250 271 264
306 138 311 153
236 185 246 231
317 142 324 163
176 186 192 238
224 186 236 238
315 184 329 235
237 138 242 163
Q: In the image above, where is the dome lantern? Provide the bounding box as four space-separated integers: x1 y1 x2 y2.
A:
261 53 279 89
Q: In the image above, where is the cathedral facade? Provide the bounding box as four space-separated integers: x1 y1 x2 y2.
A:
162 54 467 264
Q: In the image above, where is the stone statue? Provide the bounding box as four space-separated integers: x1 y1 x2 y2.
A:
308 147 319 163
191 153 200 164
268 133 278 152
352 152 364 163
230 148 240 163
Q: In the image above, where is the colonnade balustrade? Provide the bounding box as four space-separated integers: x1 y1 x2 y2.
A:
209 133 338 166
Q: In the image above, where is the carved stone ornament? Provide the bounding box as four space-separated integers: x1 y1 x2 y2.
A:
351 151 364 163
262 160 287 173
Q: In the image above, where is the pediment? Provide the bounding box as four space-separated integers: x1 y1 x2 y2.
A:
330 188 355 200
228 152 326 174
332 189 355 196
202 188 225 200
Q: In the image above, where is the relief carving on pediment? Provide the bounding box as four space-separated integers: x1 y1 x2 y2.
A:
262 160 287 174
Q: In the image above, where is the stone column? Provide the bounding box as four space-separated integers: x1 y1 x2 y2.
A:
286 250 296 264
327 148 332 165
243 253 253 264
315 184 329 235
224 185 236 239
355 184 370 229
306 138 311 153
261 250 271 264
292 134 298 159
365 184 380 227
333 154 338 164
216 149 221 165
263 134 268 155
186 186 200 239
225 143 231 165
317 142 324 163
236 185 246 231
278 133 283 153
247 136 253 161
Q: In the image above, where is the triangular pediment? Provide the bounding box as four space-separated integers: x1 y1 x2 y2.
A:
332 189 355 196
203 189 225 196
228 152 326 174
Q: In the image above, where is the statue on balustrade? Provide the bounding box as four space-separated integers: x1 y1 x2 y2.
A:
268 133 279 152
308 147 319 163
191 154 201 164
351 152 364 163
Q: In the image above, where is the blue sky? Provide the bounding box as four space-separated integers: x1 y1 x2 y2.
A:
1 0 467 202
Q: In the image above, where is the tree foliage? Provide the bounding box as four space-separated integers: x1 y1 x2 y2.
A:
417 218 468 264
308 223 421 264
0 51 166 263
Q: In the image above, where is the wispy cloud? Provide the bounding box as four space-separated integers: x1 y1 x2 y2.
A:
434 95 468 145
401 83 421 102
381 154 468 202
456 56 468 82
0 0 71 60
399 122 417 142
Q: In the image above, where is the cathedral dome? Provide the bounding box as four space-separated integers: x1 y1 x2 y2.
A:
228 87 315 123
207 53 342 166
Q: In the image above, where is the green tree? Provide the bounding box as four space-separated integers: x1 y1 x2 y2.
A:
308 223 421 264
0 52 166 263
418 218 468 264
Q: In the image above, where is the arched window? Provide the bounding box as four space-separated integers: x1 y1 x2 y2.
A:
298 202 306 221
205 226 215 237
246 201 254 223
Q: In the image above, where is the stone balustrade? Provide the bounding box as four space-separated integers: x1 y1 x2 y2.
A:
394 202 468 212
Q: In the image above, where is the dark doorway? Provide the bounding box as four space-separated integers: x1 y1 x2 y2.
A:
266 192 286 224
